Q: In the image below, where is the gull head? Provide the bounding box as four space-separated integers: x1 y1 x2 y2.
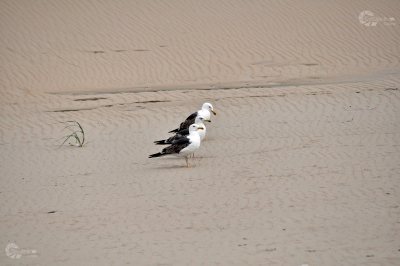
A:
202 102 216 115
195 116 210 124
189 124 204 132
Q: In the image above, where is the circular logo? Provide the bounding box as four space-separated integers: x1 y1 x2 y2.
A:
359 10 378 26
5 242 22 259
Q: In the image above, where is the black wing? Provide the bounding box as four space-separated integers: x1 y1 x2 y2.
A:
162 136 191 154
170 135 191 145
176 128 190 136
167 129 190 144
184 112 198 122
161 132 186 145
155 128 190 145
178 112 197 131
168 111 198 133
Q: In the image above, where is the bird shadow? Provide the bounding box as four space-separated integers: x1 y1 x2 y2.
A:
152 164 196 170
161 155 214 160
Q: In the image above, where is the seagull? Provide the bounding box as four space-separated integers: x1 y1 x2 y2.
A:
149 124 203 167
154 116 209 145
169 102 216 133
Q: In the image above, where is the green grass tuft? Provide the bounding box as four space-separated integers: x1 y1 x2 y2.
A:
60 121 85 147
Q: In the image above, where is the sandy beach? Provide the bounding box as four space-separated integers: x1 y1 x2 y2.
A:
1 0 400 265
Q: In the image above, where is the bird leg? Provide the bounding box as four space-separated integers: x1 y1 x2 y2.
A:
191 154 196 167
185 156 189 167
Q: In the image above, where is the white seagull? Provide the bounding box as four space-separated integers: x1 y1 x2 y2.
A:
149 124 203 167
154 116 209 145
169 102 216 133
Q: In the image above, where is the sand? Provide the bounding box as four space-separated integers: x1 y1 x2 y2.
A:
1 0 400 265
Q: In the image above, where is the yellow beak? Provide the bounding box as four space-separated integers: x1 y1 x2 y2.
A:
197 126 204 130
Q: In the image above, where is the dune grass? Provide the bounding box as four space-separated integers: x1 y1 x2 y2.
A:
60 121 85 147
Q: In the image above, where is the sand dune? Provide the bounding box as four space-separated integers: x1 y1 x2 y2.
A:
1 0 400 265
1 0 399 95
